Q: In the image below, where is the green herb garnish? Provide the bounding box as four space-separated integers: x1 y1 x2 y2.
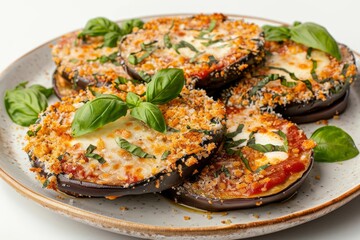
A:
262 22 341 60
116 138 155 158
311 126 359 162
78 17 144 48
85 144 106 164
71 68 185 136
4 82 53 126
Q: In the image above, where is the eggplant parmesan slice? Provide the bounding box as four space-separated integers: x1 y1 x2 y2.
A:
226 40 357 123
120 14 264 90
25 84 225 197
51 32 132 98
164 106 314 211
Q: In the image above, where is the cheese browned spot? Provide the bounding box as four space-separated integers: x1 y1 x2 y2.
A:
180 106 314 199
24 84 225 188
227 41 357 109
120 14 264 88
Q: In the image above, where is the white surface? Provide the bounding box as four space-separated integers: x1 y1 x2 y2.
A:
0 0 359 239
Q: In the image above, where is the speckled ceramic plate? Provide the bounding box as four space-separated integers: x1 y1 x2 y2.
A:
0 15 359 240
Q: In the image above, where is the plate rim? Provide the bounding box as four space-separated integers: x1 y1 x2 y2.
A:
0 13 359 237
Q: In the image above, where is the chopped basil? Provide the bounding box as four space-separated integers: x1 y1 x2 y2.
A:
116 138 156 158
164 34 172 48
173 40 199 54
85 144 106 164
255 163 270 173
310 59 319 82
224 138 246 149
128 41 157 65
27 126 41 137
214 165 231 178
311 126 359 162
207 55 218 66
269 66 299 80
247 132 286 153
275 130 288 152
249 74 283 96
201 39 223 47
198 19 217 38
226 124 244 139
161 150 171 160
87 52 119 65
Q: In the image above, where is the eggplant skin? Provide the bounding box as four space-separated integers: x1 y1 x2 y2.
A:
282 89 349 124
31 128 224 198
163 157 313 212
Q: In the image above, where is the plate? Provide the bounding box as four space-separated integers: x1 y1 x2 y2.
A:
0 15 359 240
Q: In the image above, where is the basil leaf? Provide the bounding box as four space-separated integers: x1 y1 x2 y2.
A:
280 78 297 88
311 126 359 162
138 71 152 83
275 130 288 152
255 163 270 173
249 74 282 96
126 92 141 108
71 94 128 137
103 31 120 48
290 22 341 60
173 40 199 54
121 18 144 35
161 150 171 160
79 17 121 37
248 143 286 153
130 102 166 133
116 137 155 158
146 68 185 105
164 34 172 48
226 124 244 139
262 25 291 41
85 144 106 164
29 85 53 98
4 85 48 127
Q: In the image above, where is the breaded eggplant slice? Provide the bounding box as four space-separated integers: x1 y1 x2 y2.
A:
120 14 264 90
164 106 314 211
25 83 225 197
51 31 133 98
226 41 357 123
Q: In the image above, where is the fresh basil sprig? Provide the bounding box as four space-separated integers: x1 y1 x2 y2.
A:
262 22 341 60
4 82 53 127
71 68 185 136
78 17 144 48
310 126 359 162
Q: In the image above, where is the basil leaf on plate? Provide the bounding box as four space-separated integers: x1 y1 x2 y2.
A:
4 82 49 126
116 137 156 158
29 85 53 98
130 102 166 133
146 68 185 105
311 126 359 162
103 31 121 48
71 94 128 137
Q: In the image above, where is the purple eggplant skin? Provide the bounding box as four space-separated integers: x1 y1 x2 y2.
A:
52 70 110 99
284 89 350 124
120 35 265 91
163 156 314 212
30 128 224 198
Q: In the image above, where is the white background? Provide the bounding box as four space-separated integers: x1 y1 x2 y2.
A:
0 0 359 239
